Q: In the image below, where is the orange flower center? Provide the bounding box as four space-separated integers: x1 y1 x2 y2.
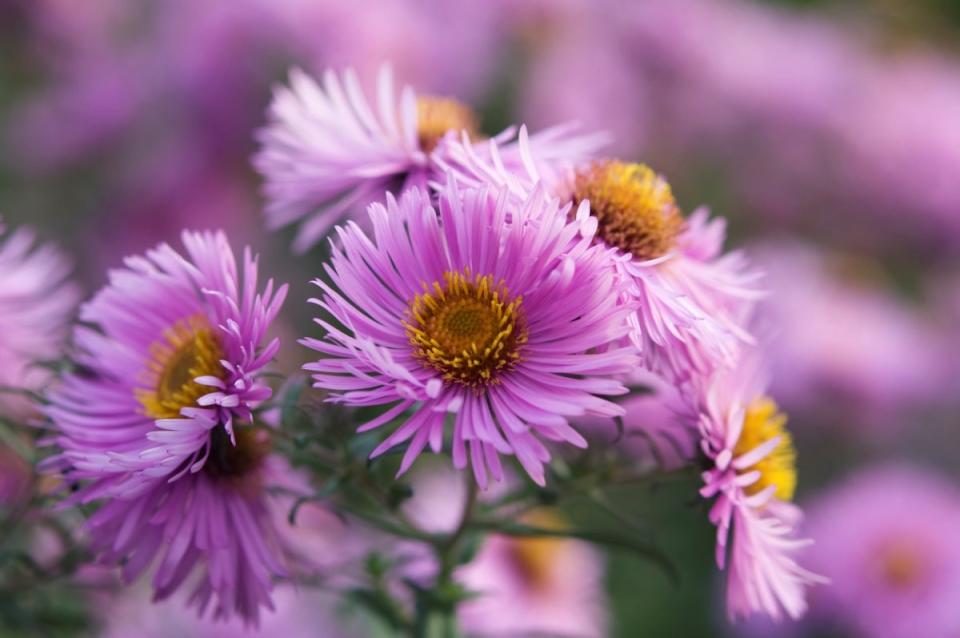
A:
571 161 683 260
416 96 478 153
136 315 225 420
405 269 525 389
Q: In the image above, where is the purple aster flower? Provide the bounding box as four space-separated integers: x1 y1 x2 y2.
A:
436 131 762 388
803 465 960 638
43 230 288 625
254 64 607 253
254 64 477 252
695 353 824 621
0 224 79 418
302 181 637 487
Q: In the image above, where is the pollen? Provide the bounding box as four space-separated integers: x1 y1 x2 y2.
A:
571 161 683 260
734 396 797 502
405 269 526 389
136 315 226 420
416 95 479 153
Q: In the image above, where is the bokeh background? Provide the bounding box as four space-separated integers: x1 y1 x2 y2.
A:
1 0 959 636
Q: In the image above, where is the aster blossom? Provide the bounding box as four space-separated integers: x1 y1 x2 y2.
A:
436 130 763 388
254 64 606 252
43 230 289 624
302 181 638 487
804 465 960 638
255 64 474 252
696 353 825 621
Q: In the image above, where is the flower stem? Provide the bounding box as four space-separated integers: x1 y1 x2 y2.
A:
414 477 478 638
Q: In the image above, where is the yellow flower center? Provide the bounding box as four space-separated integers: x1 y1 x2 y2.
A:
416 96 478 153
734 397 797 501
136 315 226 420
571 161 683 260
405 269 526 389
505 511 565 593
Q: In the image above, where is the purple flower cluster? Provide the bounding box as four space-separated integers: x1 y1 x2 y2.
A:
257 64 822 621
30 60 822 628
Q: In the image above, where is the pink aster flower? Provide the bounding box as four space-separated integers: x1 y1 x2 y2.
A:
255 64 474 252
803 465 960 638
43 230 288 625
254 64 607 253
696 353 824 621
0 224 79 418
302 182 637 487
436 131 762 387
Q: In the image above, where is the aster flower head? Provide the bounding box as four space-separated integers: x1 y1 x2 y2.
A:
0 223 79 417
435 131 762 388
255 64 481 252
44 231 288 625
696 353 825 622
804 465 960 638
302 180 638 487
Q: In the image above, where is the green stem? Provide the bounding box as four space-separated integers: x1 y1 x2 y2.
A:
414 478 478 638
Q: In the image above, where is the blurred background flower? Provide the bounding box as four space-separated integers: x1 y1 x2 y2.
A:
1 0 958 634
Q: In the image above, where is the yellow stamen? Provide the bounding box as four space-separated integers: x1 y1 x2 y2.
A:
572 161 683 260
405 269 526 389
416 96 478 153
734 397 797 501
136 315 225 419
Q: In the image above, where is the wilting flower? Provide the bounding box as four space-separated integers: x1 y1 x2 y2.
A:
255 64 480 252
0 224 79 417
302 182 637 486
804 465 960 638
437 132 762 387
43 231 288 624
695 354 824 621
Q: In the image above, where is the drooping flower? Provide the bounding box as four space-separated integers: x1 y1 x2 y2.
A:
254 65 607 253
803 465 960 638
254 65 478 252
436 131 763 387
695 354 824 621
43 231 288 625
302 182 637 487
0 224 79 418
